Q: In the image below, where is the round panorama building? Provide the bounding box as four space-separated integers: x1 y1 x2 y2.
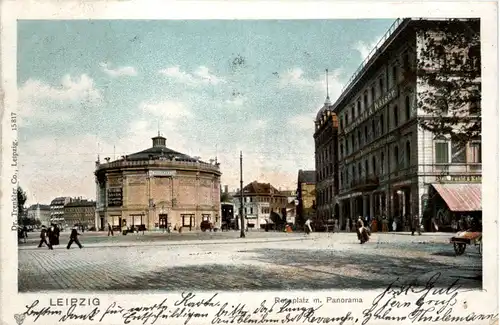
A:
94 134 221 231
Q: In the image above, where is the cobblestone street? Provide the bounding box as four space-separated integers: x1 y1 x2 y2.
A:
18 231 482 292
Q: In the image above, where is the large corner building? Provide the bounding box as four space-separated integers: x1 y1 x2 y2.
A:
315 18 481 231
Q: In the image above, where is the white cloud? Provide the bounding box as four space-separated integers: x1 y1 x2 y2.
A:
287 113 315 131
18 74 102 121
139 100 193 120
159 66 225 85
354 35 382 61
19 118 194 205
249 119 269 130
225 96 247 108
99 62 137 77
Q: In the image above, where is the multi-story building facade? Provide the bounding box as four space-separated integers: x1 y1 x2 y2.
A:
95 134 221 232
325 18 481 231
296 170 316 226
64 199 96 229
314 96 339 229
50 197 71 226
233 181 288 229
27 203 51 226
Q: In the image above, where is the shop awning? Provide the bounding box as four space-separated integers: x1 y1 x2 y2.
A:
432 183 482 212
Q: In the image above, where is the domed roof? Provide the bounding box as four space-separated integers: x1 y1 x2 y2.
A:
124 135 200 163
316 96 332 121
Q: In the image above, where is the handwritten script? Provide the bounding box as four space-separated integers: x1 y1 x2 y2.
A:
18 274 498 324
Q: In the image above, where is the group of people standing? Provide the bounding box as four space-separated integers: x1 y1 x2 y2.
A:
38 225 83 250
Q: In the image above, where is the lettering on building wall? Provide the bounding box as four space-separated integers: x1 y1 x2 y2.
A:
436 175 482 183
149 170 176 177
344 87 398 134
107 188 123 207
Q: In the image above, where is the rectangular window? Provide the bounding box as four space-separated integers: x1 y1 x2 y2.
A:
250 207 254 215
181 214 194 227
451 142 466 163
468 141 482 163
435 142 450 164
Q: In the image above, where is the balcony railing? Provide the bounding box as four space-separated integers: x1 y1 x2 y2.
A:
96 159 220 172
350 175 380 191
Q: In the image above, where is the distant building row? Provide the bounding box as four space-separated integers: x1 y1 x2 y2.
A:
27 197 96 228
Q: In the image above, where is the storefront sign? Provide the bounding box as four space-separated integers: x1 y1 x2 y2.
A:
436 175 482 183
149 170 176 177
107 188 123 207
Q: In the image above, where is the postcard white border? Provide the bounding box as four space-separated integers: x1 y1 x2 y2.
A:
1 1 498 325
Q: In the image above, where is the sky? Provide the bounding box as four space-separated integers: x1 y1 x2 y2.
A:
17 19 394 205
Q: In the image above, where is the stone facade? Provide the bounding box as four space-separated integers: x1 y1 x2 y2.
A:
323 18 481 232
64 199 96 229
50 197 71 227
232 181 288 229
95 135 221 231
314 101 339 229
296 170 316 226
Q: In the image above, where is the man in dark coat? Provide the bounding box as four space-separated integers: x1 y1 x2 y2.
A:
107 223 114 236
38 226 53 250
52 224 60 245
411 215 421 236
67 227 83 249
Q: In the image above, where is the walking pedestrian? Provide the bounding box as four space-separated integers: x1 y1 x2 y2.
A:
53 224 60 245
411 215 421 235
304 218 312 234
107 223 114 236
21 225 28 243
67 227 83 249
38 226 53 250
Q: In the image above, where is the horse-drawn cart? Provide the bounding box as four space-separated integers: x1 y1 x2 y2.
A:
450 230 482 256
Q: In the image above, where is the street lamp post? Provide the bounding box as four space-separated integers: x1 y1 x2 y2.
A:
239 151 245 238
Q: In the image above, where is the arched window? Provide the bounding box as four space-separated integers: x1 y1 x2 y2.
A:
394 105 399 127
357 100 361 116
357 130 361 147
345 112 349 125
372 156 377 176
405 96 411 120
364 125 368 143
358 162 362 179
379 77 384 95
394 146 399 170
363 92 368 111
371 87 375 104
352 165 356 181
372 119 376 137
364 160 369 177
406 141 411 167
340 144 344 158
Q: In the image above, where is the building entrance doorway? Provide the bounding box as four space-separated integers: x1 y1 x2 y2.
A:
100 217 104 231
159 214 168 230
